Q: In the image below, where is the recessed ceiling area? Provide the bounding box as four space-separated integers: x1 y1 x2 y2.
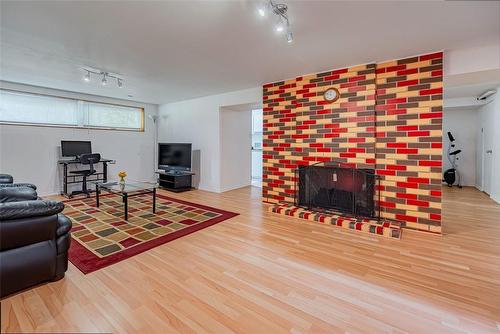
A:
1 1 499 104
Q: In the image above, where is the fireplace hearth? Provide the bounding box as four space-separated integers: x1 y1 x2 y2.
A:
295 161 380 220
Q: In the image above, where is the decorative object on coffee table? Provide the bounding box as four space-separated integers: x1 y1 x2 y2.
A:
118 171 127 185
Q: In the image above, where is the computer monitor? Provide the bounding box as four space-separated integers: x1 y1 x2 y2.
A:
61 141 92 157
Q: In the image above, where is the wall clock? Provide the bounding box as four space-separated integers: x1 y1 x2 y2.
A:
323 87 340 102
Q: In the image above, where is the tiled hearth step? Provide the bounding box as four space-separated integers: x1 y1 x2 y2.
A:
269 204 402 239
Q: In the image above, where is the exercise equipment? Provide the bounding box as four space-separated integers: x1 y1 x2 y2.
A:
443 131 462 188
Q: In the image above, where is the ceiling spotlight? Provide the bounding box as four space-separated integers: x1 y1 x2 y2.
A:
83 71 90 82
117 78 123 88
257 1 293 43
275 23 284 33
101 73 107 86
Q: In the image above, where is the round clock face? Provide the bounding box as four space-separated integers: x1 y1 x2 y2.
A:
324 88 340 102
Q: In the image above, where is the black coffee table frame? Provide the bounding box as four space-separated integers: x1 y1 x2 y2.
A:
95 184 156 221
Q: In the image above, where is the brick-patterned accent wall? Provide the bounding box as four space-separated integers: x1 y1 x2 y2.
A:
375 52 443 233
262 63 377 204
262 52 443 234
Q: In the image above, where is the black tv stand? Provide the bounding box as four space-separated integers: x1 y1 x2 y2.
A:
156 170 194 192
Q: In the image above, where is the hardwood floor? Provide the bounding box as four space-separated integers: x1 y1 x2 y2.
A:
1 186 500 333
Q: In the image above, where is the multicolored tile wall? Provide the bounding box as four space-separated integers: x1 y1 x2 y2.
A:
262 52 443 234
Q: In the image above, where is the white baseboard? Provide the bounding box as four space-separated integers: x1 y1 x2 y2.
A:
490 193 500 204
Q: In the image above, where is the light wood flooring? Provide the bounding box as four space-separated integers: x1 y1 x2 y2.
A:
1 186 500 333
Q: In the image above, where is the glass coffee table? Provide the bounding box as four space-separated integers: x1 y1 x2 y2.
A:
90 180 158 220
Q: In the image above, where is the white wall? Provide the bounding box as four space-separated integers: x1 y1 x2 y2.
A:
220 108 252 192
0 81 158 196
158 87 262 193
476 87 500 203
442 109 478 187
445 43 500 76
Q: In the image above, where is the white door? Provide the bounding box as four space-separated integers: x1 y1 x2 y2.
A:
482 125 493 195
484 147 493 195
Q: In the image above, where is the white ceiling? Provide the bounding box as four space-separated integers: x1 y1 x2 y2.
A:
1 1 499 104
445 69 500 99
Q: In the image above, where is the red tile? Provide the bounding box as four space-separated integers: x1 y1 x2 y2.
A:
407 177 430 184
397 79 419 87
408 131 430 137
395 214 418 223
430 214 442 220
331 68 348 75
397 182 419 189
386 65 406 72
397 148 418 154
396 193 418 200
397 125 418 131
420 112 443 119
377 170 396 176
419 52 443 61
430 190 442 197
420 88 443 96
387 98 407 104
387 143 408 150
407 199 429 207
387 165 406 171
419 160 442 167
431 70 443 77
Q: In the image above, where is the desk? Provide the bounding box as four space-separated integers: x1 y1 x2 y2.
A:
58 158 115 197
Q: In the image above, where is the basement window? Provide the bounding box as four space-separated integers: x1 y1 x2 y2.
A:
0 89 144 131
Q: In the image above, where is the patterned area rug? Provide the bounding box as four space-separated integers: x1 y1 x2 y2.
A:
64 193 239 274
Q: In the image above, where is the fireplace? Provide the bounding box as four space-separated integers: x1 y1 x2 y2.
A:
295 161 380 219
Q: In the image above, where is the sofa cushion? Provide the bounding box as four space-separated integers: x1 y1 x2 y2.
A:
0 187 38 203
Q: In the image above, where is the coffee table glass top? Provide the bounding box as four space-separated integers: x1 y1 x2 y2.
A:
90 180 158 194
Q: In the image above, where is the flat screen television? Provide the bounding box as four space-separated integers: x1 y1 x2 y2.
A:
158 143 192 171
61 140 92 157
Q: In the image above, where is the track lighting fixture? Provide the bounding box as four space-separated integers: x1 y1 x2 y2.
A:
81 67 124 88
257 1 293 43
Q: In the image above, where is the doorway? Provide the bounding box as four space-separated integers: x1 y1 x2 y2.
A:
251 109 263 187
219 102 262 192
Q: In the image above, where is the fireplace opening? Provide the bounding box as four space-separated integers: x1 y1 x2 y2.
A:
295 161 380 219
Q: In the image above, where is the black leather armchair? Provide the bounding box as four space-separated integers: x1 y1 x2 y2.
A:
0 186 72 298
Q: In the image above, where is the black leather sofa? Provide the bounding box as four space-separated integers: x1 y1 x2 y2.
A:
0 180 72 298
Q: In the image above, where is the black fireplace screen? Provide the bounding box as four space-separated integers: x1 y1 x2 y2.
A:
295 161 380 220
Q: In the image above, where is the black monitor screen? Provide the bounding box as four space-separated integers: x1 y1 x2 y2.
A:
158 143 191 170
61 141 92 157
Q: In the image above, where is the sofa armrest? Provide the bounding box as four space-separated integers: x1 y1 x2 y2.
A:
56 214 72 237
0 187 38 203
0 200 64 220
0 183 37 190
0 174 13 184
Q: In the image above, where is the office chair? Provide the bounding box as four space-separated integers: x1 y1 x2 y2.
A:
69 153 101 197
